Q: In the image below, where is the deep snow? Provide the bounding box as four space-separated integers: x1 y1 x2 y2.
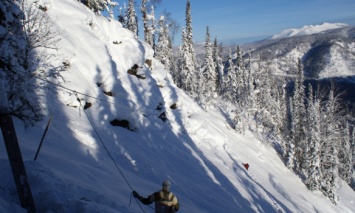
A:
0 0 354 212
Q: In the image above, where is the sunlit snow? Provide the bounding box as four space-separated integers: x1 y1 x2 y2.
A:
0 0 354 212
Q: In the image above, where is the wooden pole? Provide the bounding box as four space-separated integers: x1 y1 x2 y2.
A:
0 81 36 212
34 116 52 161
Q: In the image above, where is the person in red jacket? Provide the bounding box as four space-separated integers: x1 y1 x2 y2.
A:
243 163 249 171
133 180 179 213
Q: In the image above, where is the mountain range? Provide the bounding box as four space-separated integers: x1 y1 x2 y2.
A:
244 24 355 78
242 24 355 104
269 23 350 40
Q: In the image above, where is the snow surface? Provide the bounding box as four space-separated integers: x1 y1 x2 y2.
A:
318 41 355 78
269 23 349 40
1 0 355 212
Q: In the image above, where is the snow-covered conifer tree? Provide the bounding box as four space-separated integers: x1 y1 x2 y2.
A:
155 16 174 73
279 79 291 149
140 0 155 48
285 96 296 170
213 37 224 95
338 120 352 184
141 0 148 42
179 30 193 93
200 26 216 105
126 0 138 36
252 60 282 136
184 0 196 66
235 46 243 70
223 49 236 102
178 0 197 95
270 77 286 140
234 46 244 91
147 5 156 49
304 84 321 191
320 88 339 204
291 59 307 172
241 54 255 127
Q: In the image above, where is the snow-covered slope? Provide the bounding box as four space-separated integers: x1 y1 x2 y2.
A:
269 23 349 40
0 0 354 212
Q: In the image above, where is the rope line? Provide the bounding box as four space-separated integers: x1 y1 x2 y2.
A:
73 91 147 213
10 73 155 212
33 75 134 110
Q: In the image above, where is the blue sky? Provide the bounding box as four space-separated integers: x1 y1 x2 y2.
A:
115 0 355 45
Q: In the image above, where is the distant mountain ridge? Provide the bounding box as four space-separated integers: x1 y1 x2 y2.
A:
269 23 349 40
243 25 355 79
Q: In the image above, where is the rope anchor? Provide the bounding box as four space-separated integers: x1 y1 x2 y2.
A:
74 91 80 102
73 91 82 116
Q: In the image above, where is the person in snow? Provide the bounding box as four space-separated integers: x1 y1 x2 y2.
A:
243 163 249 171
133 180 179 213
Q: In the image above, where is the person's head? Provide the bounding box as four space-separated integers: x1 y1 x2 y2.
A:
162 180 171 190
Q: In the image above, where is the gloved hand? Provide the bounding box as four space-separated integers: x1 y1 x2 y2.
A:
132 191 141 199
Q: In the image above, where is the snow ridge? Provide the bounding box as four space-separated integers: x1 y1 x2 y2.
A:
270 22 349 39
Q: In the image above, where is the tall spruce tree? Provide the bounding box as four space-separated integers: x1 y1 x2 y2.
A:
338 120 352 184
234 46 244 100
141 0 148 42
140 0 157 48
200 26 216 105
244 54 255 127
223 49 237 102
149 5 156 49
291 59 307 172
235 46 244 93
286 96 296 170
185 0 196 66
213 37 224 95
320 88 339 204
155 16 174 73
272 78 287 141
279 82 290 155
179 0 197 95
304 84 322 191
127 0 138 36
